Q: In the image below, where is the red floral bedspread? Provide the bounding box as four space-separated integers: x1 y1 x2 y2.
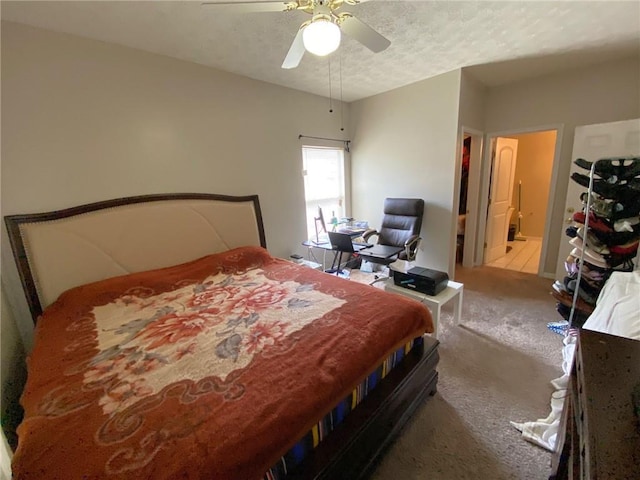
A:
13 246 433 479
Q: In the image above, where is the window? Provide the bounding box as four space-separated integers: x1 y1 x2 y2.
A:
302 146 346 239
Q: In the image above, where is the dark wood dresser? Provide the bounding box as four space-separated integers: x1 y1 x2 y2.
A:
550 329 640 480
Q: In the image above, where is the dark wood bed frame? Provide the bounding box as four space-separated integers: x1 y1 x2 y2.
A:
5 192 439 479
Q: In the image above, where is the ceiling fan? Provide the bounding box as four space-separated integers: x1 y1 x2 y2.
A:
202 0 391 69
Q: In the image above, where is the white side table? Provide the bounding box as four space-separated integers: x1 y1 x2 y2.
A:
384 279 464 338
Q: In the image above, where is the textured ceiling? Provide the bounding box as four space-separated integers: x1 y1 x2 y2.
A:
2 1 639 102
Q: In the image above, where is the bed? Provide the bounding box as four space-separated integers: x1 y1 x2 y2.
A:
5 193 439 479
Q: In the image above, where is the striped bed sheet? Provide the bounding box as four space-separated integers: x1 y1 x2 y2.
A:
264 337 424 479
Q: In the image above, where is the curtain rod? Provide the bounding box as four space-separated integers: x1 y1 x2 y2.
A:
298 135 351 152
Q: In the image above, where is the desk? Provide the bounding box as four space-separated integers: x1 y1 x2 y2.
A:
303 240 332 271
302 240 351 275
384 279 463 338
302 238 377 274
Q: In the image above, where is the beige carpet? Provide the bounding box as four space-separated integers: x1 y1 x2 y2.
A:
350 265 563 480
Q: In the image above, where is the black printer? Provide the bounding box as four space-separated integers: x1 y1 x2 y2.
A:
392 266 449 296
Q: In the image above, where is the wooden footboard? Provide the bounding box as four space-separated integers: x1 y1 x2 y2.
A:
294 337 439 479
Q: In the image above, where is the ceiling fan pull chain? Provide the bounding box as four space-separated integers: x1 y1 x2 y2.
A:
339 51 344 131
328 55 333 113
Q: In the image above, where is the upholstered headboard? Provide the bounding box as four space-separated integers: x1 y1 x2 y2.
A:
5 193 266 322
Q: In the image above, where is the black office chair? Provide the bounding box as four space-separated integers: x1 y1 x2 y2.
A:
362 198 425 267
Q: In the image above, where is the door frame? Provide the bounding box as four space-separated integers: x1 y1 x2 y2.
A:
453 127 484 274
452 126 485 271
474 124 564 277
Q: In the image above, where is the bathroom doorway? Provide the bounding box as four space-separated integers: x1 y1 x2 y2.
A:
480 129 558 274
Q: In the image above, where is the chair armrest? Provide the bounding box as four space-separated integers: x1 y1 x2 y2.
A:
404 235 421 261
363 228 379 242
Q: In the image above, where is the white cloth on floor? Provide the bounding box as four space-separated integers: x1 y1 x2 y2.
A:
510 336 576 451
511 271 640 452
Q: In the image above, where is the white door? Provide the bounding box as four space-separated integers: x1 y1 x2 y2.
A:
484 137 519 263
554 118 640 280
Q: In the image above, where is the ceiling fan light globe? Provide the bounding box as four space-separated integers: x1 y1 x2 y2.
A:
302 19 341 56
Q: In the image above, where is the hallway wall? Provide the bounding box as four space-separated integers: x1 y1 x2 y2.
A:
508 130 557 238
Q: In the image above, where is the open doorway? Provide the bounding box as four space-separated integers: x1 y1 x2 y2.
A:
456 136 471 265
456 129 484 270
477 128 559 275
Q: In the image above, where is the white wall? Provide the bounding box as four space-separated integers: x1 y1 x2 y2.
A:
459 71 487 133
349 70 461 274
483 56 640 274
1 21 349 349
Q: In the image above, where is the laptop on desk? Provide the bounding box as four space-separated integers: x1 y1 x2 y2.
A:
327 232 371 253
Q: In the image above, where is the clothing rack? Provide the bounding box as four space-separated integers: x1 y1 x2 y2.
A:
559 156 640 331
567 161 597 327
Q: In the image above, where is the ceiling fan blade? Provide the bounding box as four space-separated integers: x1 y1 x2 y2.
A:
201 1 296 13
282 28 305 69
340 14 390 53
